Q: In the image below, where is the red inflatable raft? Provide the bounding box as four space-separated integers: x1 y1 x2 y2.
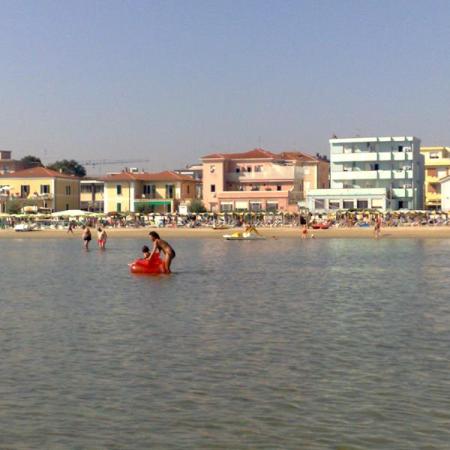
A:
129 253 164 274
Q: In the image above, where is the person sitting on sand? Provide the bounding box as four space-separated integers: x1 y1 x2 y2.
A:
97 227 108 250
148 231 176 273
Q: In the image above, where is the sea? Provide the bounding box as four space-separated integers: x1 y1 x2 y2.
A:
1 237 449 449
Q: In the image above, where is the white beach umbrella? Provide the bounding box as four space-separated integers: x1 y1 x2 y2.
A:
51 209 88 217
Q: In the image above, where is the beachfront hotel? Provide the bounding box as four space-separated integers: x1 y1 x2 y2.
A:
201 148 329 212
102 170 197 214
307 136 424 211
0 166 80 213
420 146 450 210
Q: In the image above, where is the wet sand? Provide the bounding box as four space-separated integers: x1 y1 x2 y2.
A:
2 226 450 239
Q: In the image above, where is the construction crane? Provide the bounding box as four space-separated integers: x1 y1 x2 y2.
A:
79 158 151 173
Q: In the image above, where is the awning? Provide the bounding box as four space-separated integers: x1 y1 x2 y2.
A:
134 200 172 205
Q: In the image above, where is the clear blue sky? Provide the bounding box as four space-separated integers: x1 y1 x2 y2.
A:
1 0 450 172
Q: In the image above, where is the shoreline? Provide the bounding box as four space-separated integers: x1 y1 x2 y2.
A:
2 226 450 239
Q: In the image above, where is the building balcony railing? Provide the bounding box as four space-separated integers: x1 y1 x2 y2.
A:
332 151 414 163
333 170 413 181
217 190 290 200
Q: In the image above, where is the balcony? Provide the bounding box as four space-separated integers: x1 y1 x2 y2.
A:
332 151 414 163
226 166 297 182
218 190 290 200
332 171 378 180
391 188 413 198
392 170 413 179
332 152 378 163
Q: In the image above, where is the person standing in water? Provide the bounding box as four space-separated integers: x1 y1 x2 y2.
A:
82 226 92 250
97 227 108 250
374 215 382 239
148 231 176 273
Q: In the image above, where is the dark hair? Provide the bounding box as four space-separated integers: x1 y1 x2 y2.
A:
142 245 150 252
149 231 160 239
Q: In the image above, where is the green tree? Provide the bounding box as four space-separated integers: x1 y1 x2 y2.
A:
189 199 206 213
20 155 43 168
5 199 23 214
47 159 87 177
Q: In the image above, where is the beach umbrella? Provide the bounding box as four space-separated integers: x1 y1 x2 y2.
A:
51 209 88 217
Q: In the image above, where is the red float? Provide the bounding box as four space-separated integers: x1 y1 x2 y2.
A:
129 253 164 274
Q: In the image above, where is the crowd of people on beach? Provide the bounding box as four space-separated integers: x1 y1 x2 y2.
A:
1 210 450 231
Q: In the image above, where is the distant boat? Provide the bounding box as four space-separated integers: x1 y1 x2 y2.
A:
223 229 266 240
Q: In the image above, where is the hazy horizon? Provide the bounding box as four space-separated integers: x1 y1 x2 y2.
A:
1 0 450 174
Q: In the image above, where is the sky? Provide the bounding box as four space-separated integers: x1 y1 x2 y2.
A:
1 0 450 173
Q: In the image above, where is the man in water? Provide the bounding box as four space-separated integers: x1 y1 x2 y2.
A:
148 231 176 273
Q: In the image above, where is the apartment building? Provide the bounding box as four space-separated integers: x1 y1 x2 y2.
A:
102 170 197 214
0 167 80 212
201 148 329 212
307 136 424 211
421 146 450 209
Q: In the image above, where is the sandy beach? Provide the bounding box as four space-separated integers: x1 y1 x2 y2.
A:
2 226 450 239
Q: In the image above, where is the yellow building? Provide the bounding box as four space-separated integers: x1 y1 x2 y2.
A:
421 146 450 209
103 171 197 213
0 167 80 213
80 178 105 212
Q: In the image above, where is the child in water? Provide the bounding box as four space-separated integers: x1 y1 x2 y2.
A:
148 231 176 273
142 245 151 260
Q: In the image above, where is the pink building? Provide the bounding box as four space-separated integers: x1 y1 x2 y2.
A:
202 148 329 212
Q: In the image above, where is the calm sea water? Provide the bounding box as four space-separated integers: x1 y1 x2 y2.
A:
0 236 449 449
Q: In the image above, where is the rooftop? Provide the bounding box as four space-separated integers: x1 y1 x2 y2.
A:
202 148 322 162
0 166 79 179
330 136 419 144
103 170 195 182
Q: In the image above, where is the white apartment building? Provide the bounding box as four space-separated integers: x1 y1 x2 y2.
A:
307 136 424 211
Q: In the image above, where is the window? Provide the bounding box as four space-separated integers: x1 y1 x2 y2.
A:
65 186 71 195
65 204 69 210
267 202 278 211
430 152 440 159
81 184 93 193
165 184 175 199
186 185 190 195
249 202 262 211
343 200 354 209
277 185 282 191
210 184 216 193
20 185 30 197
315 199 325 209
329 201 340 209
357 200 369 209
40 184 50 194
116 185 122 195
236 167 240 173
398 146 403 152
247 166 252 172
143 184 156 197
254 165 262 172
221 203 233 212
117 202 122 212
